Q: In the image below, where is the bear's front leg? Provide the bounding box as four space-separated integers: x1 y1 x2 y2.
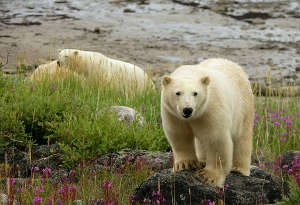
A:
171 134 200 172
164 124 200 172
194 135 233 187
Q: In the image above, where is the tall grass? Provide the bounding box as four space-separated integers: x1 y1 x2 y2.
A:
0 65 300 204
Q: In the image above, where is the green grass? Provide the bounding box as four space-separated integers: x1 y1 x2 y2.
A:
0 71 168 164
0 68 299 204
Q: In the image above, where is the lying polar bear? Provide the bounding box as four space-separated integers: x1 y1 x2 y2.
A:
57 49 154 92
30 60 83 81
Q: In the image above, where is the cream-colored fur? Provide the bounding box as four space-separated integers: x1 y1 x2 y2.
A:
161 58 254 187
57 49 154 92
30 60 83 81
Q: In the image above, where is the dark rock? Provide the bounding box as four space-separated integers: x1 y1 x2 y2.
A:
0 146 31 178
0 144 66 181
123 8 136 13
96 149 173 172
133 166 287 205
276 150 300 170
172 0 200 7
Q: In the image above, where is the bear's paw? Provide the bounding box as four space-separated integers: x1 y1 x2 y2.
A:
173 159 200 172
193 168 225 187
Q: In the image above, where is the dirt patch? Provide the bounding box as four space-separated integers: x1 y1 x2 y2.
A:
0 0 300 86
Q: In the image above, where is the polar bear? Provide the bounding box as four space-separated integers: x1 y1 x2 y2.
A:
57 49 154 92
161 58 254 187
30 60 83 81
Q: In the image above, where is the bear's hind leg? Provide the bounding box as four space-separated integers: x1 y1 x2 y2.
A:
232 117 253 176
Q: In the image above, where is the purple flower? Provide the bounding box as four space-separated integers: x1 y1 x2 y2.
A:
144 198 151 203
96 199 104 204
71 185 77 191
42 168 51 177
60 184 68 194
50 85 56 90
69 169 76 178
128 194 135 203
272 121 280 126
255 115 261 120
35 186 44 194
32 196 42 205
141 105 145 111
9 178 15 185
16 187 24 192
280 137 287 142
259 163 265 168
288 169 294 173
31 166 39 173
271 113 278 118
285 119 293 125
47 197 52 205
56 199 63 205
155 157 161 163
103 181 112 188
30 84 34 89
282 164 288 169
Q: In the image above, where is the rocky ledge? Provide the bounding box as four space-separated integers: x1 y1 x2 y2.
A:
133 166 288 205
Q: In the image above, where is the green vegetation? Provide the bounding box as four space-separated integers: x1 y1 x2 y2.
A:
0 69 299 204
0 72 168 164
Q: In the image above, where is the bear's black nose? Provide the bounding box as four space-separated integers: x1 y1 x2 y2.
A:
183 107 193 118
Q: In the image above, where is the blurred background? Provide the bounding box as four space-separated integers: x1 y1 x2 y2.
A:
1 0 300 87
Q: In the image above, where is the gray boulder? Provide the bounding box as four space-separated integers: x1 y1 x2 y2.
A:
110 106 144 127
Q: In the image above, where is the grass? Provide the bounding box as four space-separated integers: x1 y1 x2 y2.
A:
0 65 299 204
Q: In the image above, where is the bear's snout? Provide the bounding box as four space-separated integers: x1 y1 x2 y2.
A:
183 107 193 118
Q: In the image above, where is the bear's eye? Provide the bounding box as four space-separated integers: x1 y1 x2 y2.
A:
193 92 198 96
175 91 181 96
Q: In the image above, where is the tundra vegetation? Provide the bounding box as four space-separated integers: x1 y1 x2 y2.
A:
0 62 299 204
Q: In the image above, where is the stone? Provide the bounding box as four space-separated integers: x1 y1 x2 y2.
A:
96 149 173 172
110 106 144 127
133 166 288 205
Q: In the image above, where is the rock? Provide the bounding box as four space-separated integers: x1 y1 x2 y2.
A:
110 106 144 127
96 149 173 172
0 146 31 178
133 166 287 205
123 8 136 13
172 0 200 7
296 64 300 72
1 194 7 204
276 150 300 170
0 145 67 181
250 18 265 25
73 200 83 205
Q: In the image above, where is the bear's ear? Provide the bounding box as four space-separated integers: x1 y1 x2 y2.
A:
162 75 172 86
201 76 210 86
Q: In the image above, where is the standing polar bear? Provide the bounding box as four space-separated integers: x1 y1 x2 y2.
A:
161 58 254 187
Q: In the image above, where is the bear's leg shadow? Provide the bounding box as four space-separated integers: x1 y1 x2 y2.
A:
194 131 233 187
232 116 253 176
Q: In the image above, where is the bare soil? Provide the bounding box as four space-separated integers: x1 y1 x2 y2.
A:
1 0 300 86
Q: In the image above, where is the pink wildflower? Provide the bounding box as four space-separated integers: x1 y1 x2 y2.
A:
32 196 42 205
280 137 287 142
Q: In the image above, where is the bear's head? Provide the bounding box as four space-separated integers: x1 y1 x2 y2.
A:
161 75 210 120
